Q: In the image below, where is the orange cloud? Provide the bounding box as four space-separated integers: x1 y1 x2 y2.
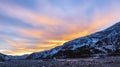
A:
6 40 20 47
6 40 33 48
18 29 44 38
0 2 64 27
2 48 42 56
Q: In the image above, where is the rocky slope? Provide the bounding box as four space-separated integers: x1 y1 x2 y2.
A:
24 22 120 59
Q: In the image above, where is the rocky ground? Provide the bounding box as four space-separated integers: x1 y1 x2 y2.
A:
0 56 120 67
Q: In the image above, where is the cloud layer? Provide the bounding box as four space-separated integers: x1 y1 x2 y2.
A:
0 0 120 55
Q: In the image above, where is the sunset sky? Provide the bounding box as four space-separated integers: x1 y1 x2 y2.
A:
0 0 120 55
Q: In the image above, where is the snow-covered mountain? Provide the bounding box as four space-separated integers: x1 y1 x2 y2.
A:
0 53 29 61
1 22 120 60
0 53 10 61
8 54 29 60
27 22 120 59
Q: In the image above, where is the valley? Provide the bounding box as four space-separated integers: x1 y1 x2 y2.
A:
0 56 120 67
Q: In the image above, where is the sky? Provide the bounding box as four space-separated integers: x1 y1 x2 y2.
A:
0 0 120 55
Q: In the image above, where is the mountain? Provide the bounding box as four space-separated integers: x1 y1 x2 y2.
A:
0 53 29 61
0 53 9 61
27 22 120 59
8 54 29 60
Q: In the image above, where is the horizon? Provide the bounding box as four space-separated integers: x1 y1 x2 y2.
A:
0 0 120 55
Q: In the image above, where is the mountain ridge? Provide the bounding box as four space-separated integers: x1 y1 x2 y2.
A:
27 22 120 59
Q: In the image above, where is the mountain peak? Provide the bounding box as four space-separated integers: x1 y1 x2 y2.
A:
113 21 120 26
105 22 120 31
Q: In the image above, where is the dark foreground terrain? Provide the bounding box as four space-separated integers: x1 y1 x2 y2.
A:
0 56 120 67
